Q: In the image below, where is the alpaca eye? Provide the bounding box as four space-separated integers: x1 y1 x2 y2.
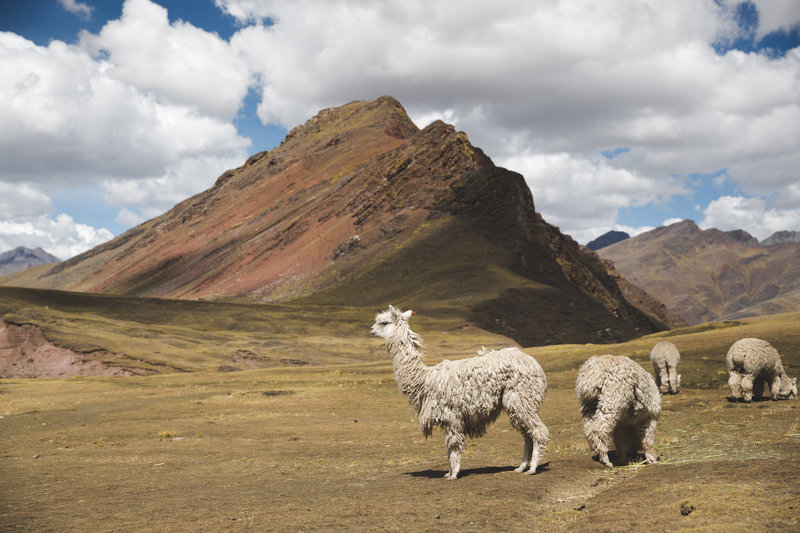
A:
380 321 389 326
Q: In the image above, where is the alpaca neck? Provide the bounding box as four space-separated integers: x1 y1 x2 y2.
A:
386 327 429 411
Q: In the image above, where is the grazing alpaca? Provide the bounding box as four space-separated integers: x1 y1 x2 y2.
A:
576 354 660 467
726 338 797 402
650 341 681 394
371 306 549 480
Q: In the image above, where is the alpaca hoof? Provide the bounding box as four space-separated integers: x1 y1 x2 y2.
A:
444 473 458 480
524 467 538 475
514 465 528 473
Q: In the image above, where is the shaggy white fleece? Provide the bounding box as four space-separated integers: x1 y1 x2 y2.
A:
650 341 681 394
726 338 797 402
371 306 549 480
576 354 660 467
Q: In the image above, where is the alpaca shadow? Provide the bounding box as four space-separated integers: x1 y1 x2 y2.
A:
595 451 650 467
406 462 551 479
726 396 774 404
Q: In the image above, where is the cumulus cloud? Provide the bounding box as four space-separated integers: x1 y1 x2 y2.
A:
0 182 53 220
502 151 688 244
58 0 94 20
79 0 252 120
216 0 800 242
0 214 113 260
700 195 800 241
0 0 253 256
3 0 800 258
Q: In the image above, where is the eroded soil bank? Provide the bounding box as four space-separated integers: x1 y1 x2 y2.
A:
0 318 140 378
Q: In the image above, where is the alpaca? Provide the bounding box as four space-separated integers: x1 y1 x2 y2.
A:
371 306 549 480
650 341 681 394
576 354 660 467
726 338 797 402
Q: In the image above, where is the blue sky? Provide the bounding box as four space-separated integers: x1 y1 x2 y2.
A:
1 0 799 258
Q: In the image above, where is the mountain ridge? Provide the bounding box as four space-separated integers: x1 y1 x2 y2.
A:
598 219 800 324
1 96 664 346
0 247 61 276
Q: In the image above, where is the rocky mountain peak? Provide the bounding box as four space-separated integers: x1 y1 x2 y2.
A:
1 96 663 346
0 247 60 276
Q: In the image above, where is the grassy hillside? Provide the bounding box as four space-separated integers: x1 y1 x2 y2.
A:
1 298 798 530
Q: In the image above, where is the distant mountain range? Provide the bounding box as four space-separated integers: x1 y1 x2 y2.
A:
597 220 800 325
761 230 800 247
586 230 629 250
0 96 665 347
0 247 60 276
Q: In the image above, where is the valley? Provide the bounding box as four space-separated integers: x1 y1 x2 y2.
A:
1 305 798 531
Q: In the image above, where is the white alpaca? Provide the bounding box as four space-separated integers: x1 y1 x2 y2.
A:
576 354 660 467
650 341 681 394
371 306 549 480
726 338 797 402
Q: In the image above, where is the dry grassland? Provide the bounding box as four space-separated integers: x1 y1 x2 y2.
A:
1 308 799 531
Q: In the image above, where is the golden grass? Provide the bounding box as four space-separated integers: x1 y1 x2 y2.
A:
1 290 799 531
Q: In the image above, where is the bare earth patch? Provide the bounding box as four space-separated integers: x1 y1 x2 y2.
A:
0 318 138 378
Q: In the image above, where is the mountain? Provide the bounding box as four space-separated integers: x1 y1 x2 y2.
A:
598 220 800 325
586 230 629 250
0 96 664 346
762 230 800 246
0 247 60 276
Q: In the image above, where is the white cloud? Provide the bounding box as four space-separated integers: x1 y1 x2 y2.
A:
501 151 688 244
0 1 254 257
4 0 800 258
739 0 800 40
58 0 93 20
79 0 252 120
115 208 144 227
0 214 113 260
0 31 251 185
700 195 800 241
0 182 53 220
101 152 244 216
217 0 800 242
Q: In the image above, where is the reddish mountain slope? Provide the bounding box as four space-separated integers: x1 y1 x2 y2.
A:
2 96 663 346
598 220 800 325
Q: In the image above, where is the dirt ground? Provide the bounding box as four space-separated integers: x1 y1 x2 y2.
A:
1 360 798 532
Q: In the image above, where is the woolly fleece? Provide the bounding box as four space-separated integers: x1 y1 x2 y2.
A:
576 354 660 467
726 338 797 402
371 306 549 480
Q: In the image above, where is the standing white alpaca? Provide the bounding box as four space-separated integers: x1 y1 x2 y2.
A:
576 354 660 467
371 306 549 480
650 341 681 394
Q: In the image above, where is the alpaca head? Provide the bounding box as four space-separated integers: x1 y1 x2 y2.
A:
778 375 797 400
371 305 413 340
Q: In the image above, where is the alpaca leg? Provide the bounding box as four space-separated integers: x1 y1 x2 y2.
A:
507 397 548 474
769 375 782 400
728 372 743 400
613 426 632 465
741 374 754 402
444 431 465 480
667 364 679 394
583 415 613 468
514 435 533 473
524 413 549 474
641 418 658 464
658 367 669 394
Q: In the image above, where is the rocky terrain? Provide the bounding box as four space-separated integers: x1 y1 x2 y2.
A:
597 220 800 325
0 247 60 275
0 96 664 346
585 230 629 250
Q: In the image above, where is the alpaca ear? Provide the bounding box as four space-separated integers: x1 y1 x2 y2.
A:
388 305 398 315
402 310 413 320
